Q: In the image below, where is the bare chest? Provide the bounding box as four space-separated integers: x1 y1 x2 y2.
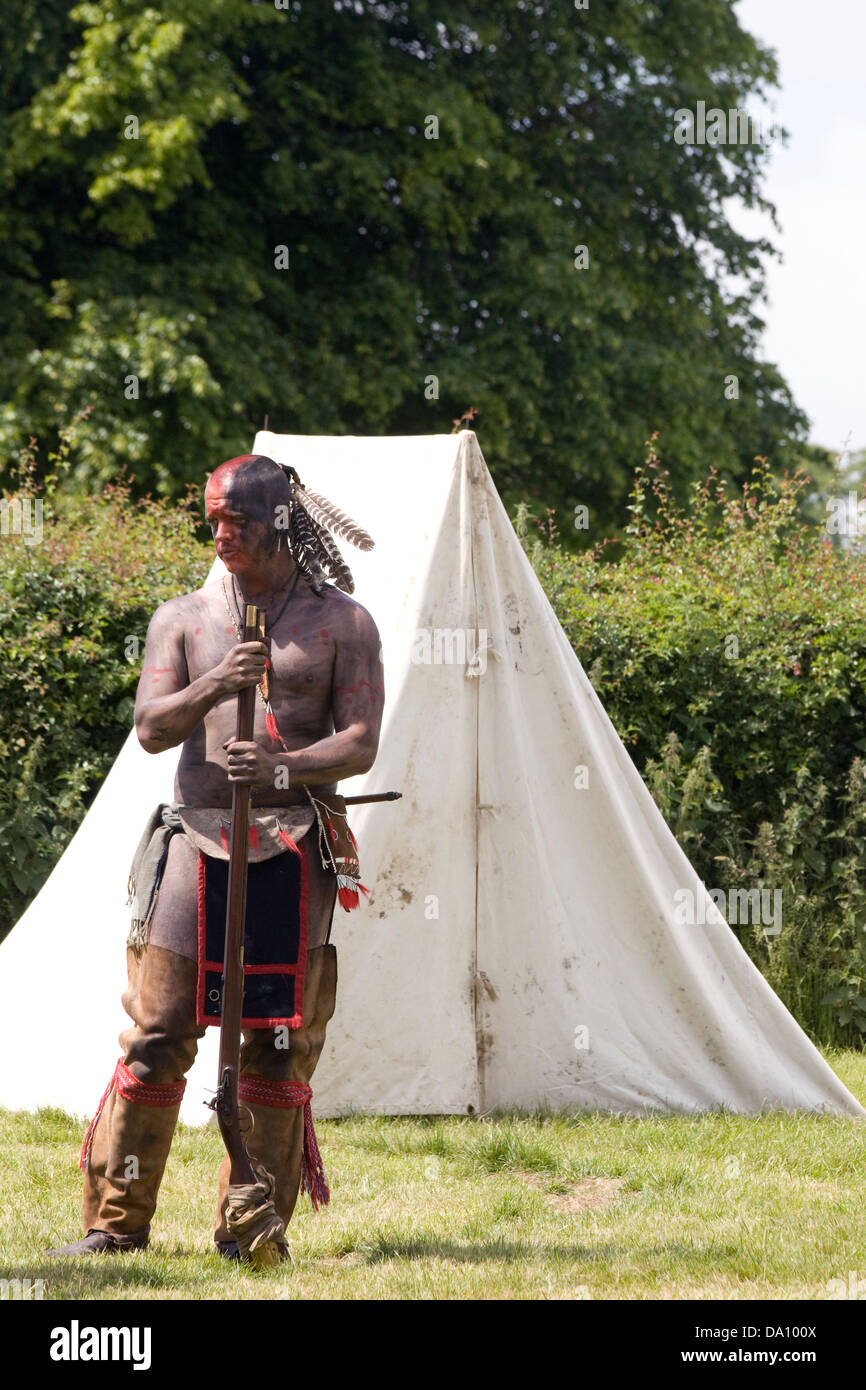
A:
187 588 336 705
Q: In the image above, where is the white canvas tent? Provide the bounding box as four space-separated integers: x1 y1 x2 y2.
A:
0 431 861 1124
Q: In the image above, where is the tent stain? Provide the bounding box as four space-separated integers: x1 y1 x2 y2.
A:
475 970 498 1002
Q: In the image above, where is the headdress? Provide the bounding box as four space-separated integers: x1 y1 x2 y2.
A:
279 465 374 596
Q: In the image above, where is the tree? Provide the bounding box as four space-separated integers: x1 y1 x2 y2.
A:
0 0 807 533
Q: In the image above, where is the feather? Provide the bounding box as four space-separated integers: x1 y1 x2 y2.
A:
292 484 374 552
289 504 327 596
304 511 355 593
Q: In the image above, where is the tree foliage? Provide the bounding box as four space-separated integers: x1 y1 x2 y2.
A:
1 0 806 526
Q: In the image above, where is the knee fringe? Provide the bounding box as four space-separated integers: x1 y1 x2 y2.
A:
238 1076 330 1211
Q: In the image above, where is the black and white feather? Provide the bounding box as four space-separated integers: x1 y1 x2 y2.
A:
279 464 374 597
289 501 328 595
293 484 374 552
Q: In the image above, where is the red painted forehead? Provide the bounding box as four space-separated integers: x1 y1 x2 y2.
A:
206 455 257 492
205 458 262 515
219 455 258 471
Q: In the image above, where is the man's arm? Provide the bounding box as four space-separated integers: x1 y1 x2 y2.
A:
226 602 384 787
285 602 383 784
135 598 267 754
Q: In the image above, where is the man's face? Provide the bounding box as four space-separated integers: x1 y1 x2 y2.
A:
205 469 275 577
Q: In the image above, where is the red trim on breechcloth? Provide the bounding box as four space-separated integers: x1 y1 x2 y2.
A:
238 1075 330 1211
196 840 310 1030
79 1059 186 1171
196 851 208 1027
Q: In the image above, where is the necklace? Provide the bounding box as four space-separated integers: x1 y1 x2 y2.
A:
221 572 299 752
226 567 301 636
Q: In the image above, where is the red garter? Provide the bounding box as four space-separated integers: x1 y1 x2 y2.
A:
238 1075 330 1211
79 1059 187 1171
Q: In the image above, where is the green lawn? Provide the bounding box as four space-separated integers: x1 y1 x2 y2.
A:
3 1050 864 1301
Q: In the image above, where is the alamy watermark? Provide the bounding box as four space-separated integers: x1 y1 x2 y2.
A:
826 1271 866 1299
50 1321 151 1369
0 497 43 546
825 492 866 538
674 102 779 147
0 1277 44 1300
674 883 782 937
410 628 488 674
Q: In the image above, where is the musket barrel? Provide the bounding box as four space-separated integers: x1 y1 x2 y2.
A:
216 603 261 1184
342 791 402 804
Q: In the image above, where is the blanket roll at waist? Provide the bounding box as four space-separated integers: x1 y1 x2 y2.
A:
197 834 309 1030
127 804 183 953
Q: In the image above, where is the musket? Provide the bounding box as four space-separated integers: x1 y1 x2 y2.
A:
212 619 399 1262
213 607 266 1209
343 791 402 804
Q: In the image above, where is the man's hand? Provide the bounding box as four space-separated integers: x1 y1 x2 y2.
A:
223 738 279 788
214 641 268 695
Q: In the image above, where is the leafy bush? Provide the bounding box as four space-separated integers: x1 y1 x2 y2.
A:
0 431 210 940
517 445 866 1047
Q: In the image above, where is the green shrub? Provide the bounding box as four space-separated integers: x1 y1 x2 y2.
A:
517 447 866 1047
0 437 209 940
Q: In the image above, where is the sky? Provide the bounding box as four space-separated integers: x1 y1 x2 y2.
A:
730 0 865 459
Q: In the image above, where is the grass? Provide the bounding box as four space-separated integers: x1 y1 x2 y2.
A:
2 1049 865 1301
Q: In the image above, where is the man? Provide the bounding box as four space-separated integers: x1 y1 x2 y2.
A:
48 453 383 1258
